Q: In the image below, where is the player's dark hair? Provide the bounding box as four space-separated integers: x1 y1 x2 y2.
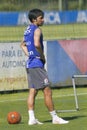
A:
28 9 44 22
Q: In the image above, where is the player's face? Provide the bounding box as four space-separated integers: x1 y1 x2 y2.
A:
36 15 44 26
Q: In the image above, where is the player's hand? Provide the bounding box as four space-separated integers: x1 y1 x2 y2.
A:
36 55 46 64
40 55 46 64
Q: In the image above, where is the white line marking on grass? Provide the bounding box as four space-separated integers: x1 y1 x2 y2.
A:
0 92 87 103
0 98 26 103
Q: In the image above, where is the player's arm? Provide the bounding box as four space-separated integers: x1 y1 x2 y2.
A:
34 28 45 63
20 39 29 57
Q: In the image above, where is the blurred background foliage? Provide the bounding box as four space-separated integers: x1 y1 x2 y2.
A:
0 0 87 11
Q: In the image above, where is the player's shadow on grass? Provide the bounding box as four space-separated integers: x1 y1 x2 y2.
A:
43 115 86 123
63 115 87 121
43 120 52 123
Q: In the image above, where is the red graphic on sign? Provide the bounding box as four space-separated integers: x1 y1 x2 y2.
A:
59 39 87 74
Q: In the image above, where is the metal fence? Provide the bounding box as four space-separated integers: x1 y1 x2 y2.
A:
0 0 87 91
0 0 87 42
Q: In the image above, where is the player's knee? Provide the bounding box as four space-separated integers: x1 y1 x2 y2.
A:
43 87 52 97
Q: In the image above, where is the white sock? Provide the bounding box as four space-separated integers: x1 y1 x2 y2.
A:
28 110 36 121
49 110 59 120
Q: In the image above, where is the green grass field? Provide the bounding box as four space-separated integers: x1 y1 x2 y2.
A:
0 23 87 42
0 87 87 130
0 23 87 129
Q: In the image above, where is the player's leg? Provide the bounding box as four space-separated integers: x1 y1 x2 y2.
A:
27 88 37 110
43 87 69 124
27 88 37 124
43 86 54 111
27 88 43 125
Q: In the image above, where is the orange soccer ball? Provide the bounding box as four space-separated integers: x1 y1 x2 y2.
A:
7 111 21 124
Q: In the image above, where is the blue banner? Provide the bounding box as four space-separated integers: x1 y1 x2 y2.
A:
0 12 19 26
0 10 87 26
47 39 87 85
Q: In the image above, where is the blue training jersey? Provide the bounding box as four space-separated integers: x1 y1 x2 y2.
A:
23 24 44 68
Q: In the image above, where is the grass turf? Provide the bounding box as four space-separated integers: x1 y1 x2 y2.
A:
0 23 87 130
0 23 87 42
0 87 87 130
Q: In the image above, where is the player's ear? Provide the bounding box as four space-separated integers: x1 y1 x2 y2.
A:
32 18 37 22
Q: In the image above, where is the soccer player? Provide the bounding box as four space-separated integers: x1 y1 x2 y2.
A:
20 8 69 125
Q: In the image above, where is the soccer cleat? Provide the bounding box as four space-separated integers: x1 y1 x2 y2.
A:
52 117 69 124
28 119 43 125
